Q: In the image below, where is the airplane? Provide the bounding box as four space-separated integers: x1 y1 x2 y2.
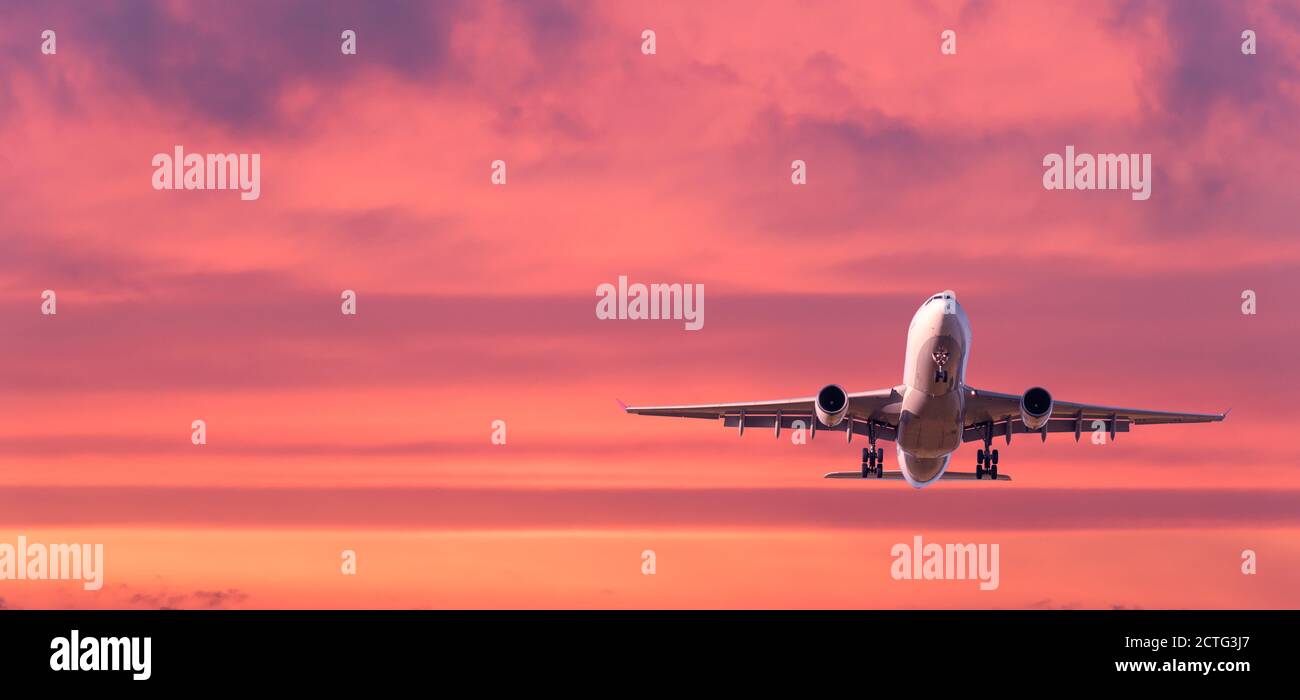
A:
621 291 1227 488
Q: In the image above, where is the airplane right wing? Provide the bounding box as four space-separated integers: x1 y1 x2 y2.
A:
622 386 904 441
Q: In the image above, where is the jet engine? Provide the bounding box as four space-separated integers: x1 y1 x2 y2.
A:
815 384 849 427
1020 387 1053 430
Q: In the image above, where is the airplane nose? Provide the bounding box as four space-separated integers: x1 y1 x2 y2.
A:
899 447 950 488
924 296 958 319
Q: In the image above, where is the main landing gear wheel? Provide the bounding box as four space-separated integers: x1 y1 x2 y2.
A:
861 447 886 478
976 448 1000 480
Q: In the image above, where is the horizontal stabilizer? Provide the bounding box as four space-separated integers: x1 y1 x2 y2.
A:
823 470 1012 482
940 471 1012 481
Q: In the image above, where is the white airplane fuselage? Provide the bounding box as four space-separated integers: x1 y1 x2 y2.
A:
895 293 972 488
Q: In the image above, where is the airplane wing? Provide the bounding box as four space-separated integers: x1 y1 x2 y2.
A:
961 387 1228 443
622 387 904 440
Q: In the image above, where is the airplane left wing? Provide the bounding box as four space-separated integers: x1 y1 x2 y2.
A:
622 387 903 440
962 387 1227 443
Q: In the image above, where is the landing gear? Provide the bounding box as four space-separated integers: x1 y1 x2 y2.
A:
976 447 1000 480
861 446 885 478
932 347 950 384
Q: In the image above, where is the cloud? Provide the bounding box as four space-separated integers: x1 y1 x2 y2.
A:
0 0 614 134
190 589 250 608
0 0 472 132
1 486 1297 530
127 587 249 610
1151 0 1300 135
0 0 1295 525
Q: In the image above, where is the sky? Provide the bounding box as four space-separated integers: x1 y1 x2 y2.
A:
0 0 1298 609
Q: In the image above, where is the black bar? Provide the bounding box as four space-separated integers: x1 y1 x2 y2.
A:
0 610 1290 687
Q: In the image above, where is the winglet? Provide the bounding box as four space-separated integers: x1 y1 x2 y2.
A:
1221 407 1232 420
615 398 629 413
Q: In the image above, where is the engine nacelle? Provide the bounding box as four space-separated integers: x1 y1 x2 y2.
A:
1020 387 1053 430
815 384 849 427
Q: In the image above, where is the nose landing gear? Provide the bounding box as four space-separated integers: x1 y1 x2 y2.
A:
932 347 950 384
861 446 885 478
